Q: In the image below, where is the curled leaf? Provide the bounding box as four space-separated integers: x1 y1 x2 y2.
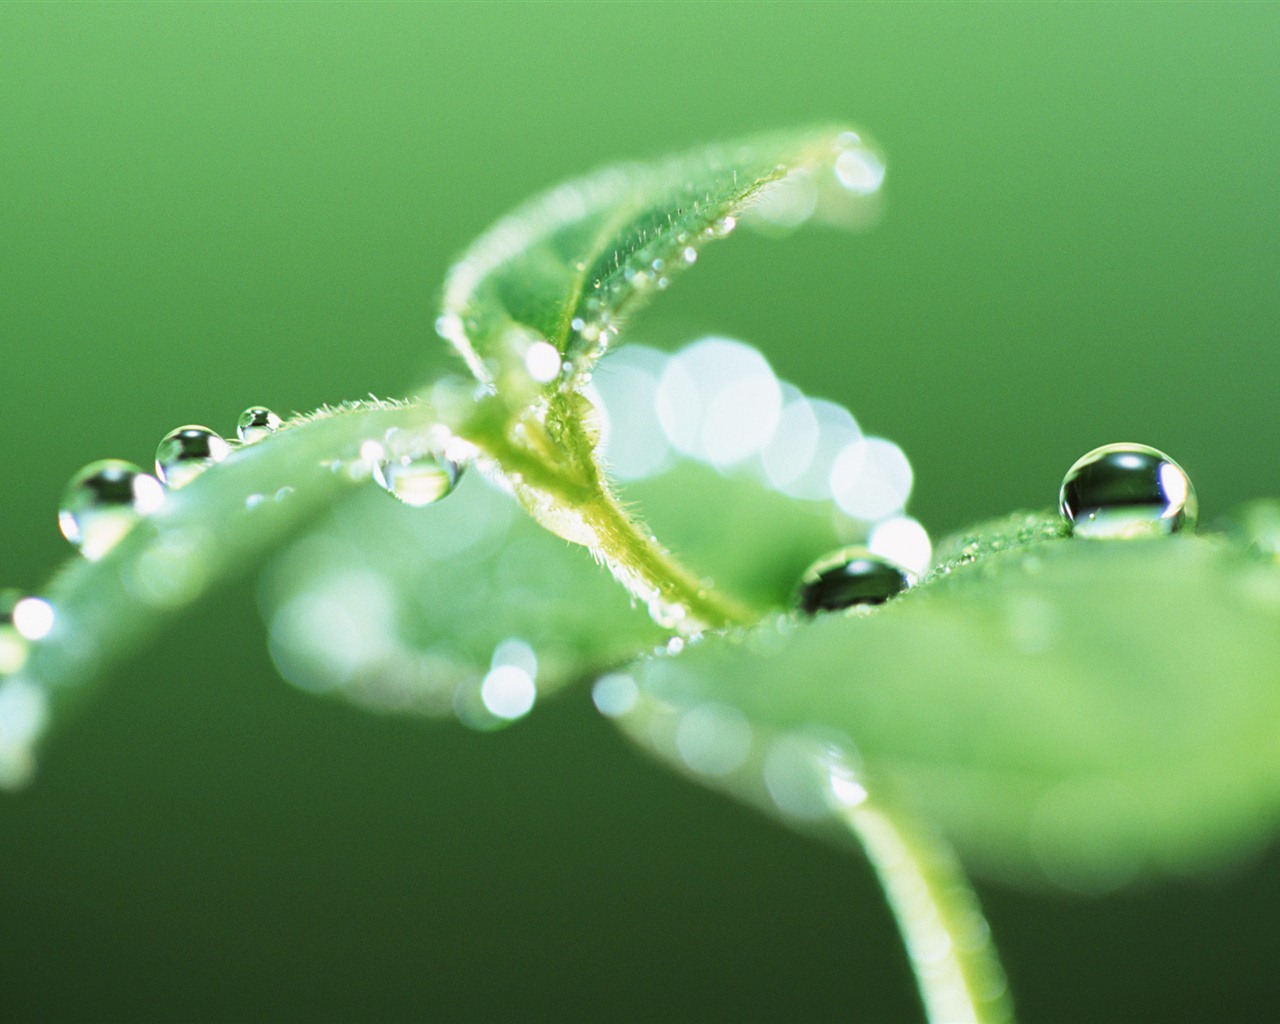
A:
436 126 884 400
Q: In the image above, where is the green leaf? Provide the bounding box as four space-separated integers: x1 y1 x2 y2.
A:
258 468 664 727
439 127 887 632
258 454 860 725
0 402 437 781
2 127 886 782
610 512 1280 890
436 125 883 400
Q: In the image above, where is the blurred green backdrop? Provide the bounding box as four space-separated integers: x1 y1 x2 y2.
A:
2 4 1278 1021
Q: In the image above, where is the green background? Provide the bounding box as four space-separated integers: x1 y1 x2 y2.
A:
2 4 1278 1021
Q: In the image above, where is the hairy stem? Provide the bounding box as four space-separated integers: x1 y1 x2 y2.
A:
843 802 1014 1024
582 486 757 630
469 400 756 632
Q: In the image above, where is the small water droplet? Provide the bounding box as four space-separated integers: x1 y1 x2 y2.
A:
479 664 536 721
711 215 737 238
372 451 463 507
0 592 31 675
833 143 886 195
523 340 562 384
647 596 688 631
0 676 48 789
795 546 914 615
1059 443 1197 539
9 596 54 642
155 425 231 488
237 406 283 443
681 246 698 264
592 673 639 718
58 459 165 560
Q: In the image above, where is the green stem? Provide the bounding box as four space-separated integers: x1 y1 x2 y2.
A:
581 487 757 630
468 401 756 632
841 802 1014 1024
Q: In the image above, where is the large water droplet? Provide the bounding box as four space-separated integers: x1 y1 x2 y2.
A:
372 451 463 507
155 425 231 488
59 459 165 560
237 406 283 443
795 546 914 615
1059 443 1197 539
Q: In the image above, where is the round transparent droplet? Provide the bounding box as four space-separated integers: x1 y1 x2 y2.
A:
1059 443 1197 539
155 425 231 488
58 459 166 560
237 406 283 443
0 591 30 676
795 546 915 616
372 451 463 507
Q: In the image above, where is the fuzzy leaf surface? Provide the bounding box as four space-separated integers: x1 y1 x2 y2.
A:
437 125 882 396
617 512 1280 889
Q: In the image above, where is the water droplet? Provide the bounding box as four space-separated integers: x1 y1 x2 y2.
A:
1059 443 1197 539
710 215 737 238
833 143 886 195
829 437 913 521
479 664 536 721
795 546 915 615
592 673 639 718
523 340 562 384
867 516 933 576
59 459 165 560
9 595 54 642
0 676 48 789
0 591 31 675
237 406 283 443
155 425 231 488
647 596 689 631
675 702 753 778
372 451 463 507
655 337 783 468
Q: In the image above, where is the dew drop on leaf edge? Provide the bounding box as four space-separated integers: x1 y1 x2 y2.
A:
237 406 283 443
372 451 464 508
1059 443 1197 539
155 425 231 488
58 459 165 560
795 546 915 616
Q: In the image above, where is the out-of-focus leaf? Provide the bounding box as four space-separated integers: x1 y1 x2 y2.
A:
0 402 444 783
258 470 662 728
612 512 1280 890
258 452 861 727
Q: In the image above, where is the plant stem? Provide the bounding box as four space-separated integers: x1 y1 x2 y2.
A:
841 802 1014 1024
582 485 758 630
469 402 757 632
